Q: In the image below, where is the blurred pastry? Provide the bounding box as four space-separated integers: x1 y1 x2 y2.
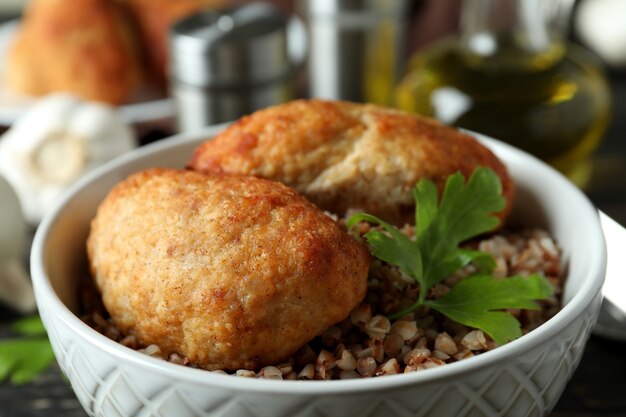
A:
4 0 143 104
87 168 369 370
188 99 515 226
124 0 227 87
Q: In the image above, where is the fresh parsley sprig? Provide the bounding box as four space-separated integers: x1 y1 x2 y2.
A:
0 315 55 384
347 167 554 345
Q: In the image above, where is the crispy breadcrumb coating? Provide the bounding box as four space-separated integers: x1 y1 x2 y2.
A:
188 99 515 226
4 0 142 104
87 168 369 370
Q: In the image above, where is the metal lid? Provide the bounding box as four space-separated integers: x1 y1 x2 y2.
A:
170 3 291 88
297 0 409 19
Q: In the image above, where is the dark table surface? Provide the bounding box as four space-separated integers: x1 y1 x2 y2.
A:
1 29 626 417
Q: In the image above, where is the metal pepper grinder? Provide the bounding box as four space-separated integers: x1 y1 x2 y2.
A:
170 3 296 131
297 0 410 105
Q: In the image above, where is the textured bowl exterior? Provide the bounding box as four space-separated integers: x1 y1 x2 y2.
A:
31 128 606 417
37 291 602 417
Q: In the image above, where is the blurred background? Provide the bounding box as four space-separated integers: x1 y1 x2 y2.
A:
0 0 625 416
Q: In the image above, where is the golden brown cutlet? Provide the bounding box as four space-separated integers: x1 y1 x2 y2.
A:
4 0 143 104
87 168 369 370
188 99 515 226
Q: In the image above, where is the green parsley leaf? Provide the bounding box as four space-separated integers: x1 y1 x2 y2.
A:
425 274 555 345
12 315 48 337
348 167 504 305
0 315 55 385
348 167 556 345
417 169 505 289
347 213 423 280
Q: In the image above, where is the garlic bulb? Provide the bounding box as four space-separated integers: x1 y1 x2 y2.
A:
0 93 136 224
0 174 34 312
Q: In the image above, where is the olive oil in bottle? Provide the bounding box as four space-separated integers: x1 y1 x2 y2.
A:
395 0 611 186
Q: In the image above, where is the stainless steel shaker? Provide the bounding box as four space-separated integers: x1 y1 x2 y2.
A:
297 0 410 105
170 3 296 131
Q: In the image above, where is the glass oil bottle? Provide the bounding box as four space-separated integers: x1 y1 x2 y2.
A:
395 0 611 186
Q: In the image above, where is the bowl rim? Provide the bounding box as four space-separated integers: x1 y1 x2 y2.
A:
30 126 607 395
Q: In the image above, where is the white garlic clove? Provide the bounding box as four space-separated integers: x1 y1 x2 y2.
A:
0 260 36 313
0 174 34 312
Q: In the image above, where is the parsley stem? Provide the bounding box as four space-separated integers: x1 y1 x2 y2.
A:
387 299 425 320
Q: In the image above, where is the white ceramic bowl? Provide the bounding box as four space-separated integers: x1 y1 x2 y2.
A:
31 127 606 417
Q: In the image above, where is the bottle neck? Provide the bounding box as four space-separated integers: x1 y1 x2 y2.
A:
458 0 574 71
